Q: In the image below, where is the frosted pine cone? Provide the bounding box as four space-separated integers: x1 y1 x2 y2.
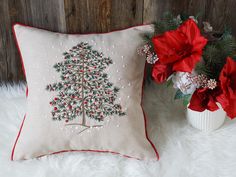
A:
137 44 159 64
194 74 217 89
137 47 145 56
146 51 159 64
206 79 217 89
137 44 151 56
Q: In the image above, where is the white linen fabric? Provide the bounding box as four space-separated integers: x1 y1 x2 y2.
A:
12 24 158 160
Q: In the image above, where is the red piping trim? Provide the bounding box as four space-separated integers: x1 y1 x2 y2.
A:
13 22 152 35
11 23 159 161
12 23 28 97
37 149 141 160
12 24 26 76
142 63 159 160
26 87 28 97
11 115 26 161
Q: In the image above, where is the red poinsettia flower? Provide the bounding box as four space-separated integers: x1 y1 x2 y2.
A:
152 61 173 83
188 87 222 112
217 57 236 119
152 19 208 72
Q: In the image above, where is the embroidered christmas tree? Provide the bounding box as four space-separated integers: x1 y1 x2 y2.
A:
46 42 125 128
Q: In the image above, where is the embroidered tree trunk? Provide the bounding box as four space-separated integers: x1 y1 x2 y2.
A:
46 42 125 129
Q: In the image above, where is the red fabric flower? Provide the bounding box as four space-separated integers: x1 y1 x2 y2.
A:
152 19 207 72
152 61 173 83
188 87 222 112
217 57 236 119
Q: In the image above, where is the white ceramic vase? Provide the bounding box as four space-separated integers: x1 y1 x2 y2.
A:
186 105 226 132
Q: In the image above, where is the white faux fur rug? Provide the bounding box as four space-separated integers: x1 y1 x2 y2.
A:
1 82 236 177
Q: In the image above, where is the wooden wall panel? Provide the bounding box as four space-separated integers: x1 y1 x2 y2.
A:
0 0 11 81
64 0 111 33
143 0 236 36
0 0 236 82
0 0 29 81
110 0 143 30
204 0 236 35
27 0 66 32
144 0 180 23
0 0 66 81
64 0 143 33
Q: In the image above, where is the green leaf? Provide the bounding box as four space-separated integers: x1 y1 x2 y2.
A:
142 32 154 43
180 13 189 21
154 12 179 34
166 79 173 87
183 95 191 107
174 89 191 100
183 99 189 107
174 89 184 99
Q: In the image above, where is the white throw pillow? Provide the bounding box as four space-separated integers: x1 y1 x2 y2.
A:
11 24 159 160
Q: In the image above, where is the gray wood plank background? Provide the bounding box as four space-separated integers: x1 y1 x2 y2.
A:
1 0 236 82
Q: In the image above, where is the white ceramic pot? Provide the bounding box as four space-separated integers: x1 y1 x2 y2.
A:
186 105 226 132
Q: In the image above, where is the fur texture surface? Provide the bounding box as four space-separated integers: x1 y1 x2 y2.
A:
0 82 236 177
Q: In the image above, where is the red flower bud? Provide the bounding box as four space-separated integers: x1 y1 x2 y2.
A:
152 61 173 83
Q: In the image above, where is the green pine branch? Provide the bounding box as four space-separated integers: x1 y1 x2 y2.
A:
196 30 236 79
154 12 179 35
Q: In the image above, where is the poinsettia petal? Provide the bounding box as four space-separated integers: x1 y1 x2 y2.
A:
224 99 236 119
219 57 236 98
172 54 201 72
228 87 236 99
152 37 176 63
178 19 201 43
192 36 208 53
152 31 186 64
162 31 186 50
189 87 222 112
152 62 173 83
225 57 236 73
207 96 219 111
152 36 171 54
219 70 230 96
188 89 206 112
216 93 230 109
224 58 236 99
218 57 236 118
